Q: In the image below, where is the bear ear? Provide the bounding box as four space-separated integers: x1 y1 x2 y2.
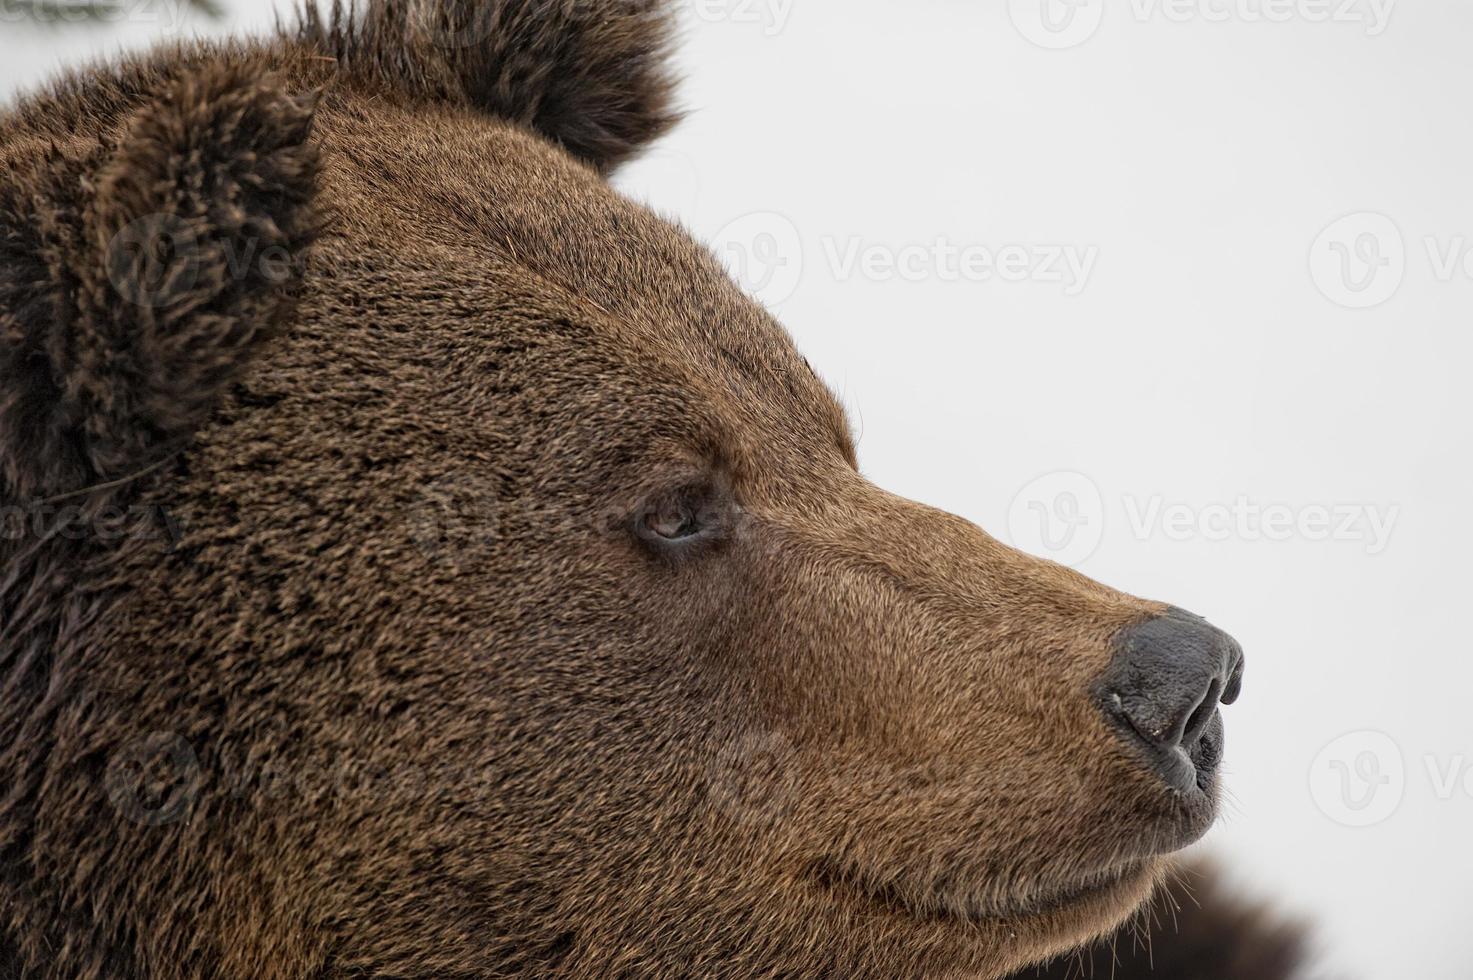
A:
300 0 680 173
0 64 320 500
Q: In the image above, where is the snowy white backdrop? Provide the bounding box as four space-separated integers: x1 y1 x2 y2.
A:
4 2 1471 976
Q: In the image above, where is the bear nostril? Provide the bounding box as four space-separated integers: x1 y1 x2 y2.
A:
1221 646 1245 705
1097 608 1244 791
1181 677 1222 746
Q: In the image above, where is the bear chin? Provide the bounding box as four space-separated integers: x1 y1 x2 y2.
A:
815 856 1163 977
987 861 1163 970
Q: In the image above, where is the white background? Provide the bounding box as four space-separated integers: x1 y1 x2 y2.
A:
4 2 1470 976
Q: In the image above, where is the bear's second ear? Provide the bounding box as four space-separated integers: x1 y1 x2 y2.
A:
0 64 320 500
300 0 679 173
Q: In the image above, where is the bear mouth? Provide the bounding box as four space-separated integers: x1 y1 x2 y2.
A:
814 857 1155 927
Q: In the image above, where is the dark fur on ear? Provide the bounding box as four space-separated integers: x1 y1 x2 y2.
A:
297 0 680 172
1013 862 1312 980
0 63 320 500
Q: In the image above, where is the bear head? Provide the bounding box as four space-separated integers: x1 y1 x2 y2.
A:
0 3 1243 978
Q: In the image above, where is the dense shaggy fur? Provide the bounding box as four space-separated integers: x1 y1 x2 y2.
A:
0 64 319 499
0 2 1305 978
298 0 679 171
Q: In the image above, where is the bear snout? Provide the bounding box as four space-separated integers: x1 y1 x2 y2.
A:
1097 608 1245 794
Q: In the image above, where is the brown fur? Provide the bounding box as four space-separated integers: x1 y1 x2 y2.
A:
0 3 1294 977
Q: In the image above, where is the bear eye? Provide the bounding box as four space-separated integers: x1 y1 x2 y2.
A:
640 499 703 542
631 480 733 555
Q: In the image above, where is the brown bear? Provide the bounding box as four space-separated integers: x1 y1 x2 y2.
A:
0 1 1305 977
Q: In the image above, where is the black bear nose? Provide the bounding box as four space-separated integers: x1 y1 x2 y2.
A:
1097 608 1244 792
